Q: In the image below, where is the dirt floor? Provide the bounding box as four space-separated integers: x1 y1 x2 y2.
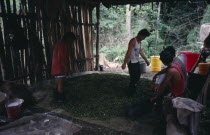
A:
1 66 209 135
33 67 159 135
0 67 160 135
102 66 156 80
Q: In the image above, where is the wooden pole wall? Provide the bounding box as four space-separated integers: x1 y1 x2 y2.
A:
0 0 96 84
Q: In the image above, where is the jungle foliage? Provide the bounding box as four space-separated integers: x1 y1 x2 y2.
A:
93 2 210 63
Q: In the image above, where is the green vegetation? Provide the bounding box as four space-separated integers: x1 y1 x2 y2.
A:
50 73 210 134
51 73 154 120
93 2 210 63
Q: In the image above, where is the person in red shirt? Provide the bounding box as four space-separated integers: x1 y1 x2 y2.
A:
51 32 76 102
151 48 185 103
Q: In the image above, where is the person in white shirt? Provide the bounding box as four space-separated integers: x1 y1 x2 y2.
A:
122 29 150 96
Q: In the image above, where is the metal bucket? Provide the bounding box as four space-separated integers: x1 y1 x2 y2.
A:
139 61 146 73
99 65 104 71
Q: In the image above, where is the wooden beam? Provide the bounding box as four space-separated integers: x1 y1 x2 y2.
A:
0 13 97 26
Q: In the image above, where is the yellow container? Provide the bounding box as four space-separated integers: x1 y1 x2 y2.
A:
198 63 209 75
151 56 161 72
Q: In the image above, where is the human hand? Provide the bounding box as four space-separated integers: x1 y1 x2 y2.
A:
146 60 150 66
121 63 126 70
152 74 158 82
154 84 160 92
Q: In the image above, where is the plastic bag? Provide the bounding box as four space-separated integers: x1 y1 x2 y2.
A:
172 97 204 126
200 23 210 42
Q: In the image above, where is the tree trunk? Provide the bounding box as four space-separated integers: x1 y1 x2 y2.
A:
126 4 131 39
156 2 162 46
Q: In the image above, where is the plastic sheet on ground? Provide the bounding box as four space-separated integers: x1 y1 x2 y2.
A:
0 113 82 135
99 53 120 68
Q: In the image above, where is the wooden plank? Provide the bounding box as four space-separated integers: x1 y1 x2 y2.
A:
13 0 17 14
83 6 90 71
70 5 79 73
5 0 11 13
24 0 35 84
20 50 27 83
21 0 28 13
0 1 6 80
20 3 29 84
42 14 52 78
87 7 94 71
0 19 6 80
89 7 94 71
1 0 14 80
78 5 85 72
95 4 100 71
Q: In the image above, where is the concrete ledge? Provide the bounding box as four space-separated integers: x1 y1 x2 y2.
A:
66 71 100 79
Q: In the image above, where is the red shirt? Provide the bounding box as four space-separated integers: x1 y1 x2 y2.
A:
51 40 70 75
169 63 185 96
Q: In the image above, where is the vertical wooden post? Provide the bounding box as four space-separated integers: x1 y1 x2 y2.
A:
0 25 6 80
156 2 161 47
0 1 6 80
95 4 100 71
89 7 94 71
1 0 14 80
13 0 17 13
43 26 51 78
126 4 131 40
5 0 11 14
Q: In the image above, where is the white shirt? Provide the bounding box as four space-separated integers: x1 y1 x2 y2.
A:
128 38 141 63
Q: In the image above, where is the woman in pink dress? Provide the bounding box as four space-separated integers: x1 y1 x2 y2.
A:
51 32 76 102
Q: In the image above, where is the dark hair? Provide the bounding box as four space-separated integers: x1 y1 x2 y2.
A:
63 32 76 41
159 50 174 65
164 46 176 57
137 29 150 37
204 33 210 48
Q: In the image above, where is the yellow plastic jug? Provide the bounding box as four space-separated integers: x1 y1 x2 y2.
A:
151 56 161 72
